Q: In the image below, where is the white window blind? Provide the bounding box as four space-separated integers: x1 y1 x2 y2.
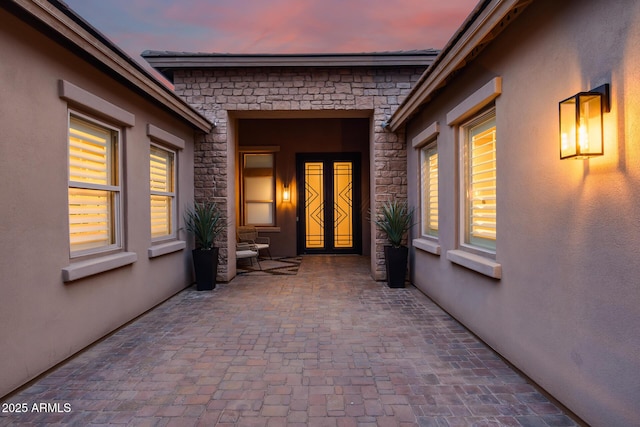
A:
421 145 438 237
150 146 175 239
466 112 496 250
68 115 120 254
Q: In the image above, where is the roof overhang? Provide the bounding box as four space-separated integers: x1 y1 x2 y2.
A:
6 0 212 133
142 51 439 83
389 0 533 131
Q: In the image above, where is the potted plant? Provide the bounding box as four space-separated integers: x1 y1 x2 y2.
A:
373 199 415 288
184 201 226 291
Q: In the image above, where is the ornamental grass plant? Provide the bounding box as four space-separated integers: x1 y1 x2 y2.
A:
373 199 415 247
184 201 226 250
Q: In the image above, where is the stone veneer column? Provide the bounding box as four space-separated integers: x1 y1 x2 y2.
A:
173 67 423 281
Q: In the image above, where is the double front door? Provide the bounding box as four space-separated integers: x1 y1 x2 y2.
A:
296 153 362 254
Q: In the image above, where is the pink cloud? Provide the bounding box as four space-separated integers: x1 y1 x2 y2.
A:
155 0 477 53
64 0 478 57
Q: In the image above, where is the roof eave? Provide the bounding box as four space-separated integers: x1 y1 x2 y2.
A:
142 51 439 84
9 0 212 133
389 0 533 132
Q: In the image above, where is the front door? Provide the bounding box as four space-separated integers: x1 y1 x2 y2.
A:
297 153 361 254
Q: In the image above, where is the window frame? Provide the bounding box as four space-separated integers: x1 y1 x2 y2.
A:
67 110 123 258
459 107 497 256
420 142 439 239
241 152 276 227
411 121 441 256
149 143 177 242
444 77 502 278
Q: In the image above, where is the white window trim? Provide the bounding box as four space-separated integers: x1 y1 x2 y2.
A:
147 124 186 257
59 80 135 127
420 143 439 239
68 111 124 258
447 250 501 279
446 77 501 126
147 124 185 150
413 122 441 256
446 78 502 278
412 122 439 148
459 109 497 257
148 240 186 258
63 252 138 282
413 238 441 255
60 83 137 281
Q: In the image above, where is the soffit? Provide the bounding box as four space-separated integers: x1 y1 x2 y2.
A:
389 0 534 131
7 0 212 132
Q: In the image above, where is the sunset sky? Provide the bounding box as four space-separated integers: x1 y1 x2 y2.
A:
64 0 479 64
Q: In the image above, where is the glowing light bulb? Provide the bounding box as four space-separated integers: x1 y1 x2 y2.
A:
578 119 589 151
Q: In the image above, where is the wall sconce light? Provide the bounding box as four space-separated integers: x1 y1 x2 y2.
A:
559 84 610 159
282 184 291 202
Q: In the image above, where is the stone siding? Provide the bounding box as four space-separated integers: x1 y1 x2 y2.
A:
173 66 424 280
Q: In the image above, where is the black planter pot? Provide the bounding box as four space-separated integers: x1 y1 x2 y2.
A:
384 245 408 288
192 248 219 291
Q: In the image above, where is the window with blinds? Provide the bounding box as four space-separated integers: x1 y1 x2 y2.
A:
68 115 120 255
420 145 438 237
464 110 497 251
150 145 175 239
242 153 275 226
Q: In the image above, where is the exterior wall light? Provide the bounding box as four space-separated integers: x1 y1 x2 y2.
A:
559 84 610 159
282 184 291 202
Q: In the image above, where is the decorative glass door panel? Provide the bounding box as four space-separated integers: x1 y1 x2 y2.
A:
305 162 324 249
297 153 361 254
333 162 353 248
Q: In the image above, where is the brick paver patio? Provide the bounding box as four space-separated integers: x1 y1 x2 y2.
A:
1 256 578 426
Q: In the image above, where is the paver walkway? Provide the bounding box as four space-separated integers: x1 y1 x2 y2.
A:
1 256 578 426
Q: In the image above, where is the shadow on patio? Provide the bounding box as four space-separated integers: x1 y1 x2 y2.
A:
1 256 578 426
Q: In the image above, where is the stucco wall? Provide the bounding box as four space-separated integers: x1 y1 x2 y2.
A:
172 66 423 280
0 10 197 398
405 0 640 425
